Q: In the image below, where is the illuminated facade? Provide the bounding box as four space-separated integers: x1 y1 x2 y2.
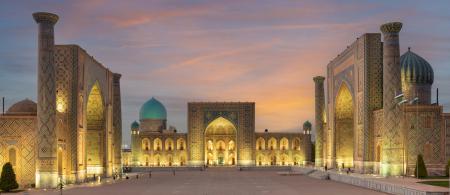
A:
315 22 450 176
129 101 312 167
0 12 122 188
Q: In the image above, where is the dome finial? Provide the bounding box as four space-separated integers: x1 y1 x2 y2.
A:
408 47 411 52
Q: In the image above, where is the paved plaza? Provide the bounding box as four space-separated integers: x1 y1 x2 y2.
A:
28 168 386 195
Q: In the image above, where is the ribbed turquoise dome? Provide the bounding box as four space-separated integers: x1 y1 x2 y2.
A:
139 97 167 120
131 121 139 129
401 48 434 85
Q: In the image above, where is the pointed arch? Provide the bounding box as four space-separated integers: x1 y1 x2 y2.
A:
268 137 277 150
292 137 301 150
142 138 150 151
86 81 105 175
205 117 236 135
334 83 354 168
165 138 174 151
280 137 289 150
153 138 162 151
256 137 265 150
204 117 237 166
177 138 186 150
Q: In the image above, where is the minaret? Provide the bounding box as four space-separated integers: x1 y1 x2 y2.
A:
112 73 122 174
130 121 140 166
313 76 325 167
380 22 403 176
33 12 59 188
302 121 312 162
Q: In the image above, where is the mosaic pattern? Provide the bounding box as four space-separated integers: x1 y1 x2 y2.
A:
0 118 36 187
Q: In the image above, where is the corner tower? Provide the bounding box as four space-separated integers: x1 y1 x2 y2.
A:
33 12 59 188
313 76 325 167
380 22 403 176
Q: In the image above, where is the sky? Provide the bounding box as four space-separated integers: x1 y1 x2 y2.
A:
1 0 450 146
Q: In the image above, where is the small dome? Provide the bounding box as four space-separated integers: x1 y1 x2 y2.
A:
139 97 167 120
131 121 140 129
6 99 37 115
401 48 434 85
303 121 312 130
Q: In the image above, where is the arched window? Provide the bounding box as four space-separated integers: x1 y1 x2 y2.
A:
228 140 235 151
153 138 162 151
293 138 300 150
268 138 277 150
280 137 289 150
142 138 150 151
207 140 214 151
424 142 433 161
256 137 265 150
9 148 17 166
165 138 174 151
177 138 186 150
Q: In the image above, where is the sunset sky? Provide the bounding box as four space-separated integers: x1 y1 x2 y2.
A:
1 0 450 145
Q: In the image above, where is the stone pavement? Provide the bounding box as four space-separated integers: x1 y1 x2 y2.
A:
24 168 385 195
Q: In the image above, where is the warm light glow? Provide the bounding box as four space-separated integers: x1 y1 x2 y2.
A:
335 83 354 168
204 117 237 166
56 95 67 113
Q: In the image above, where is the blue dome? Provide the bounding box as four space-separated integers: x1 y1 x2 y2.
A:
401 48 434 85
131 121 139 129
139 97 167 120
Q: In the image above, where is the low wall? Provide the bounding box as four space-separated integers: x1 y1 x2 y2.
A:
328 172 448 195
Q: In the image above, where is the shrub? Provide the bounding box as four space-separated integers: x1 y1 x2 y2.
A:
414 154 428 178
0 162 19 192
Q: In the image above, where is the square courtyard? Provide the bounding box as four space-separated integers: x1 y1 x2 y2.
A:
29 168 385 195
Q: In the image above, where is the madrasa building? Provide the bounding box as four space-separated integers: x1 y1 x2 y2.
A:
0 12 122 188
314 22 450 176
125 99 313 167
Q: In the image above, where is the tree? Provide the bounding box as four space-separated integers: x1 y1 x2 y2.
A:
0 162 19 192
414 154 428 178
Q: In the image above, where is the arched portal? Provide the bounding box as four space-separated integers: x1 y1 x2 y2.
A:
204 117 237 166
86 82 105 175
335 83 354 168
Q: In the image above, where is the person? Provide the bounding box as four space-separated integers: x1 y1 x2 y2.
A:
347 167 351 175
136 174 139 179
173 170 175 176
324 165 328 171
149 171 152 178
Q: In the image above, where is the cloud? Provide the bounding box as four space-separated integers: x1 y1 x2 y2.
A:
1 0 450 145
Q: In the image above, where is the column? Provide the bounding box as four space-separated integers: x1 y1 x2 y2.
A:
313 76 325 167
380 22 403 176
33 12 59 188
